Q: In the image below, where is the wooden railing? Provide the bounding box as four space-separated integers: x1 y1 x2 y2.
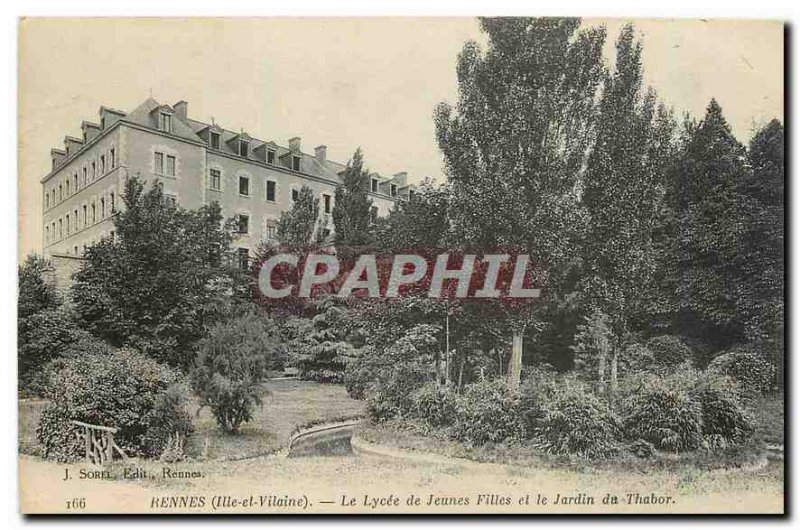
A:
71 420 128 465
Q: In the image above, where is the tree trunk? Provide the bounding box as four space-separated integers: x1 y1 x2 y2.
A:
610 347 618 398
507 331 523 392
457 360 465 392
597 344 607 396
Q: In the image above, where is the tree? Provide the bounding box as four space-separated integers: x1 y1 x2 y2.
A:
579 25 676 392
373 179 451 252
673 99 749 348
18 254 58 321
332 148 374 253
737 120 784 374
276 185 320 249
71 176 237 369
434 17 606 390
191 311 280 434
289 297 356 383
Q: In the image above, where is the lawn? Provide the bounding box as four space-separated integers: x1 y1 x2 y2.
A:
18 378 366 461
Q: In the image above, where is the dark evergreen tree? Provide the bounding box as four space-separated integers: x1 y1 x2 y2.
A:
332 148 374 254
276 185 320 249
373 179 451 252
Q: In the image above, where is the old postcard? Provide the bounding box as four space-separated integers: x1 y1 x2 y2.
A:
17 17 784 514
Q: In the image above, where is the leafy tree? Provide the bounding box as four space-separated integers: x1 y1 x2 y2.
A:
18 254 58 321
276 185 320 249
332 148 374 253
434 17 606 389
71 176 237 369
579 25 676 390
191 311 279 434
373 179 451 252
290 297 356 383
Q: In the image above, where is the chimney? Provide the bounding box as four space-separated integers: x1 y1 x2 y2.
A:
288 137 301 152
174 101 188 122
314 145 327 163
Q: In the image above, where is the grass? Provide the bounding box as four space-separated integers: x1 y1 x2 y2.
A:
748 391 784 446
18 378 366 461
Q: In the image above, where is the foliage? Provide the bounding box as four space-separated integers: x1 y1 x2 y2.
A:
290 299 356 383
621 379 703 452
693 388 754 446
276 185 321 249
141 382 195 458
71 177 238 369
450 379 524 446
708 347 777 397
533 380 620 457
646 335 694 368
36 404 84 462
332 148 374 252
18 254 59 321
373 179 451 252
366 364 428 422
36 348 187 459
571 308 613 385
191 312 278 434
409 382 458 428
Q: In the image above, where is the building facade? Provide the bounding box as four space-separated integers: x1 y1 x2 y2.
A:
41 97 412 262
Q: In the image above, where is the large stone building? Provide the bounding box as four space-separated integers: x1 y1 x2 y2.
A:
41 97 412 265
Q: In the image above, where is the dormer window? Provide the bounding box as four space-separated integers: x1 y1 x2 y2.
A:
239 140 249 158
371 178 379 193
159 112 172 133
210 132 221 150
267 149 276 165
292 156 301 172
390 184 398 197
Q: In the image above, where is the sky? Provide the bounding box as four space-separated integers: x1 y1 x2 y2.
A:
18 17 784 260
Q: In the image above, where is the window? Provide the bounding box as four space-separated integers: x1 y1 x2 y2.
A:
100 197 106 218
292 156 301 171
239 140 249 158
371 178 379 193
321 228 331 240
237 248 250 271
239 175 250 196
209 169 221 190
110 148 116 168
58 219 63 239
66 180 70 196
83 167 87 186
59 184 62 202
291 189 299 202
91 203 96 223
390 184 398 197
66 214 70 235
266 220 277 240
73 209 78 230
370 206 378 223
45 226 49 243
73 245 78 255
100 155 105 174
267 150 275 164
166 155 176 177
166 195 177 208
210 132 220 150
51 190 56 206
83 205 87 225
45 193 49 209
154 152 164 174
73 173 78 191
266 180 276 202
323 194 331 214
236 214 249 235
159 112 172 133
91 161 96 179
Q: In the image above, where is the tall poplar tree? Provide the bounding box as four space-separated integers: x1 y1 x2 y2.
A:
276 185 320 249
332 148 374 253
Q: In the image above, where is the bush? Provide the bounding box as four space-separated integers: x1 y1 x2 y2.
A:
366 365 428 422
192 313 278 434
646 335 694 368
141 383 195 458
36 348 189 459
629 438 657 459
533 382 620 458
36 405 84 462
693 388 754 445
410 383 458 428
450 379 524 446
621 382 703 452
708 347 776 397
344 359 375 400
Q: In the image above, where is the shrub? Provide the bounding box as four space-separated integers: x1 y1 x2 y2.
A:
410 383 458 427
693 388 754 445
192 313 278 434
629 439 657 459
366 365 428 422
646 335 694 368
450 379 524 446
621 382 703 452
36 405 84 462
533 382 620 458
36 348 188 459
141 383 195 458
343 358 375 400
708 347 776 397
